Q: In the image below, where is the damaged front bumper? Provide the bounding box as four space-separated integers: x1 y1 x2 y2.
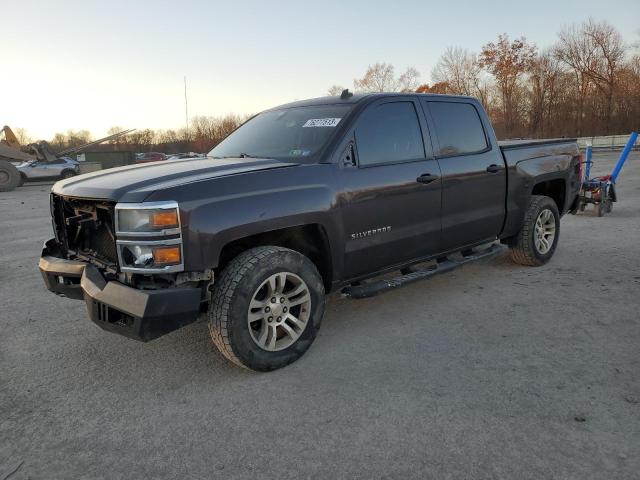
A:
38 239 201 342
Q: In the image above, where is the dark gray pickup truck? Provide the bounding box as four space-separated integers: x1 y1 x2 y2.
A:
39 92 581 370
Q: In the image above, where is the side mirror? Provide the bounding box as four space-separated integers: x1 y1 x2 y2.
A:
340 142 356 167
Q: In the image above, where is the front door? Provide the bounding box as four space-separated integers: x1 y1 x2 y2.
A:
339 98 442 280
29 162 53 178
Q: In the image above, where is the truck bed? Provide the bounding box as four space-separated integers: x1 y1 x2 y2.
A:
498 138 580 168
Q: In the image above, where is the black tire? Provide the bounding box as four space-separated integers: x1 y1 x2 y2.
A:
17 173 25 187
61 170 76 179
0 160 20 192
209 246 325 371
603 191 613 214
509 195 560 267
605 201 613 214
596 202 604 217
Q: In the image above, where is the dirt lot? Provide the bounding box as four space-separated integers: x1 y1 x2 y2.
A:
1 152 639 479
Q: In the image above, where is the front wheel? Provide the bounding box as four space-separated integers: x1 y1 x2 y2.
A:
209 246 325 371
509 195 560 266
61 170 76 179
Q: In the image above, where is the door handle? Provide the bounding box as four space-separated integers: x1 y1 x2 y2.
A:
486 164 503 173
416 173 439 184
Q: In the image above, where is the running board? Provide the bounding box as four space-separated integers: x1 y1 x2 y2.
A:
341 243 504 299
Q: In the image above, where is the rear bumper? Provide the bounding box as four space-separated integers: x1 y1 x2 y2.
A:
39 239 201 342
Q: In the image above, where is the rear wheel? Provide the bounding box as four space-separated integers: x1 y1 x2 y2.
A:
208 246 325 371
603 188 614 214
0 160 20 192
509 195 560 266
605 201 613 214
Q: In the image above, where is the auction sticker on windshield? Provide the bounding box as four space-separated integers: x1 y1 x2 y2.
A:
302 118 341 128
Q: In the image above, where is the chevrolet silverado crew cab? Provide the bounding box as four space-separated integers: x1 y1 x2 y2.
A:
39 92 582 371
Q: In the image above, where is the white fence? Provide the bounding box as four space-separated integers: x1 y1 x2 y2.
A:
577 134 639 150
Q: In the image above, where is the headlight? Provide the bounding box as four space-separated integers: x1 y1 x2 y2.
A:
117 206 179 233
114 201 184 273
119 241 182 269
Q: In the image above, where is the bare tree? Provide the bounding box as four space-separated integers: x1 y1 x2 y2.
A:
583 19 626 133
50 129 92 150
526 52 564 136
353 63 420 92
480 34 537 136
397 67 421 92
189 114 247 152
327 85 346 96
432 46 482 96
354 63 397 92
106 125 129 147
14 128 32 145
554 23 599 136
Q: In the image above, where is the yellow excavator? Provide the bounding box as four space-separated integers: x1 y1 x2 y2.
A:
0 126 133 191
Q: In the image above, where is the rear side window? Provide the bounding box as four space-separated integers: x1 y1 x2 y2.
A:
356 102 425 166
426 101 488 157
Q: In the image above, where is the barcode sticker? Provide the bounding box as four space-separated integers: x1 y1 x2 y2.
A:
302 118 342 128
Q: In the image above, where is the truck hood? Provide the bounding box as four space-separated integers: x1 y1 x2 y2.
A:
52 156 299 202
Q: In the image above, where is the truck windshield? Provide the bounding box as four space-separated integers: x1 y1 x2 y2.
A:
209 104 352 162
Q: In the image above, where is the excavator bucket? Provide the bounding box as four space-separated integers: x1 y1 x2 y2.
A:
1 126 21 149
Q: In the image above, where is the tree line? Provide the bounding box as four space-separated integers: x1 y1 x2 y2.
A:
41 114 249 155
332 19 639 139
25 18 640 154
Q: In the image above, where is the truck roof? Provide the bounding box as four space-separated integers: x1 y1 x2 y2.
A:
268 92 479 111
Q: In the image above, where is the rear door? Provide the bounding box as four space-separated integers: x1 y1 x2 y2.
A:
420 99 506 250
339 97 442 279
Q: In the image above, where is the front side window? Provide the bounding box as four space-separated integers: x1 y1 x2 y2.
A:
426 101 488 157
209 105 352 162
355 102 425 166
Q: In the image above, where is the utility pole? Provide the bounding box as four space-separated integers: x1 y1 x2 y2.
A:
184 76 189 137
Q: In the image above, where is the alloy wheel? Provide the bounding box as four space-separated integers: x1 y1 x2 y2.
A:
247 272 311 351
534 209 556 254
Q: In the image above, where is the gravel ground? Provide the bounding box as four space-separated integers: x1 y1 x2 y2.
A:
1 152 639 480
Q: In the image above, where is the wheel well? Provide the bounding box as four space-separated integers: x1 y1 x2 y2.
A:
218 224 333 291
532 179 566 213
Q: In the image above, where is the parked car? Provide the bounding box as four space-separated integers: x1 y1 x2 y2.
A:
16 156 79 185
39 92 581 371
135 152 167 163
166 152 203 160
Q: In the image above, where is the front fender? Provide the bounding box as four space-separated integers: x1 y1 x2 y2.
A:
187 184 339 271
146 164 342 274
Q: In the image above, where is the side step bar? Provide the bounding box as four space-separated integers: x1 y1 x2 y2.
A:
342 243 504 299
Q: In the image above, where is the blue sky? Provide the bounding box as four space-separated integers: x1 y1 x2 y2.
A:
3 0 639 139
